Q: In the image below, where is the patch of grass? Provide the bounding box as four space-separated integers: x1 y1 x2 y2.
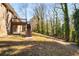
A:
0 32 79 56
0 35 24 42
32 32 52 41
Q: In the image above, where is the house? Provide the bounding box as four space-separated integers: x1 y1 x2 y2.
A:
0 3 27 37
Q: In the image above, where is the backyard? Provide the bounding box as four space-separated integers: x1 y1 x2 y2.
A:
0 32 79 56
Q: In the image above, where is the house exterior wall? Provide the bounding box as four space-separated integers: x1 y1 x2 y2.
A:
22 25 26 32
7 11 13 34
17 25 21 34
12 18 23 34
0 4 8 36
0 3 26 36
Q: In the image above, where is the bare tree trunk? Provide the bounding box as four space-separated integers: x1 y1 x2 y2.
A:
61 3 70 41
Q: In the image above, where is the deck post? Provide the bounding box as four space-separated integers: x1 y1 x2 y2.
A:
26 24 32 37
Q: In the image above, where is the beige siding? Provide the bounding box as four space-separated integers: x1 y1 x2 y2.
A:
6 11 13 33
0 4 8 36
0 3 23 36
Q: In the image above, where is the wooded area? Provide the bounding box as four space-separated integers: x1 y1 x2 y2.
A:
31 3 79 46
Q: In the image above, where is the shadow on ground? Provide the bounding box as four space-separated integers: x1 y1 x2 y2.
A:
0 40 79 56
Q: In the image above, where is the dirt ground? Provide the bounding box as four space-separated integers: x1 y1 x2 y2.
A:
0 32 79 56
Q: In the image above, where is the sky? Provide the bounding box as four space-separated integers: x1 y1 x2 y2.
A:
10 3 63 21
10 3 79 22
10 3 54 21
10 3 35 21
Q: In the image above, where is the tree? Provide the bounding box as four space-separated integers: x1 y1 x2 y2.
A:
61 3 70 41
33 6 40 33
73 3 77 11
53 7 58 36
19 3 28 23
61 23 65 38
46 16 49 35
33 4 45 34
48 8 55 36
39 4 45 34
73 9 79 45
50 17 54 36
